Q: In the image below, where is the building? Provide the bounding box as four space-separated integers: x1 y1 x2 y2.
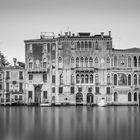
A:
24 31 140 105
1 58 25 105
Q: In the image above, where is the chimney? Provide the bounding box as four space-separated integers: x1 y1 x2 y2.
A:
101 32 104 38
13 58 17 67
109 31 111 37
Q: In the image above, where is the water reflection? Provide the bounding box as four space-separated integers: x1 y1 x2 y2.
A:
0 106 140 140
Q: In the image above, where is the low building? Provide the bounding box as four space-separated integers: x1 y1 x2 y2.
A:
2 58 25 105
23 31 140 106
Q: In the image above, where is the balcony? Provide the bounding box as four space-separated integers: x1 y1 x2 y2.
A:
28 68 49 74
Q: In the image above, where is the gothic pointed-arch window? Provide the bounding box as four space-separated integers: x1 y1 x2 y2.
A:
60 73 63 85
107 57 110 63
29 59 33 69
128 92 131 101
114 92 118 102
77 42 80 50
107 74 110 84
139 56 140 67
128 74 131 85
85 57 88 67
85 41 88 50
134 56 137 67
95 41 98 50
71 74 74 84
81 41 84 50
89 57 93 67
90 74 93 83
76 74 80 83
76 57 79 67
43 58 47 68
114 74 117 85
89 41 92 50
95 57 98 63
85 74 89 83
81 74 84 83
71 57 74 67
134 74 137 85
114 56 117 67
134 92 137 101
81 57 84 67
128 56 131 67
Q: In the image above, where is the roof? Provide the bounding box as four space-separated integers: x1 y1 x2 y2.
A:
1 65 24 70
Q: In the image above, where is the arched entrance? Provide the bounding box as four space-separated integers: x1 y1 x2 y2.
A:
87 93 94 104
34 85 41 104
76 92 83 104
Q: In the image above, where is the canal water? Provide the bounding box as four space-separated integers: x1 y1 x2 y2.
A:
0 106 140 140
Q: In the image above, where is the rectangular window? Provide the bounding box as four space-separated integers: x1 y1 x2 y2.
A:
6 83 9 92
15 95 18 101
88 87 92 92
52 75 55 84
95 87 99 94
19 95 23 101
28 91 32 99
52 87 55 93
71 87 75 94
19 83 23 92
43 91 47 99
29 74 33 80
43 73 47 82
106 87 110 94
0 83 2 90
19 71 23 79
78 87 82 92
6 71 10 79
59 87 63 94
0 74 2 79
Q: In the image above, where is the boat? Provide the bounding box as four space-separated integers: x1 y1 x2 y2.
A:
40 101 51 107
97 98 107 107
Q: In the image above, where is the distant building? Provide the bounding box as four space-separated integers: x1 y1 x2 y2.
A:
23 31 140 105
1 58 25 105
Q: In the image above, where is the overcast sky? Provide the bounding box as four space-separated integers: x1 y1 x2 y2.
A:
0 0 140 64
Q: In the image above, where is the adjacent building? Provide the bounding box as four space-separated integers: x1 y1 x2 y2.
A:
24 31 140 105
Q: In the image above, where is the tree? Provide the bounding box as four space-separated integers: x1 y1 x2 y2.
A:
0 51 10 67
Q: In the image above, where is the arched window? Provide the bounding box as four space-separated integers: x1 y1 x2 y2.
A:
107 74 110 84
58 57 62 63
95 57 98 63
76 57 79 67
128 56 131 67
85 41 88 50
60 74 63 85
90 75 93 83
89 57 93 67
76 74 80 83
77 42 80 50
95 74 99 84
139 57 140 67
81 41 84 50
134 74 137 85
29 59 33 69
85 74 89 83
95 41 98 50
89 41 92 50
85 57 88 67
114 74 117 85
114 56 117 67
71 74 74 84
81 74 84 83
43 58 47 68
128 92 131 101
107 57 110 63
134 56 137 67
128 74 131 85
134 92 137 101
81 57 84 67
114 92 118 102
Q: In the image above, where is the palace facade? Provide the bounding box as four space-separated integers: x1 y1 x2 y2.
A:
24 31 140 105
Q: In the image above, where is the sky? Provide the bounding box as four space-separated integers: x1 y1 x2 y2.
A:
0 0 140 64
